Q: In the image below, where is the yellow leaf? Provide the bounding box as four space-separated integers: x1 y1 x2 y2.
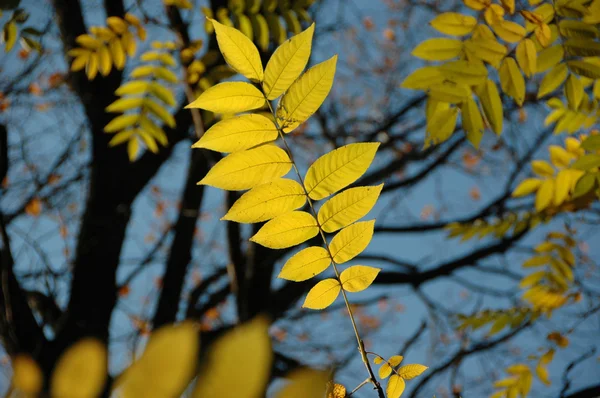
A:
98 44 112 76
386 375 406 398
397 364 428 379
304 143 379 200
193 316 271 397
76 34 102 49
51 338 107 398
127 137 140 161
484 4 504 26
250 210 319 249
302 278 341 309
329 220 375 264
340 265 381 292
193 114 278 153
512 178 542 197
263 23 314 100
536 45 564 74
388 355 404 366
401 66 445 90
198 145 291 190
426 104 458 144
549 145 572 168
149 82 176 107
411 38 463 61
279 246 331 281
186 82 266 114
107 16 127 34
116 80 150 96
276 55 337 133
379 363 392 379
516 39 537 77
499 58 525 106
519 270 547 288
318 185 382 233
531 160 555 177
464 0 491 10
11 355 42 395
143 98 176 128
251 14 269 51
523 255 551 267
71 53 90 72
477 79 503 134
538 64 568 98
104 114 139 133
502 0 515 14
4 21 17 52
105 97 144 113
223 178 306 223
553 169 572 206
275 368 330 398
209 18 263 82
535 179 555 211
428 82 470 104
439 60 488 86
565 74 583 110
535 23 552 48
464 37 507 68
86 52 98 80
374 357 384 364
430 13 477 36
536 364 550 385
461 96 484 148
492 20 526 43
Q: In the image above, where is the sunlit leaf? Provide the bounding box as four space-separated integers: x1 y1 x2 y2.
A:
250 210 319 249
329 220 375 264
318 185 383 233
340 265 381 292
302 278 341 309
279 246 331 281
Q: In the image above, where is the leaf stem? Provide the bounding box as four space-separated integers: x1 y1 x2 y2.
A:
265 98 384 398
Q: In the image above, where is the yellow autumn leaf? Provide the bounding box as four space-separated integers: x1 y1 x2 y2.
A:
464 37 507 68
98 44 112 76
302 278 341 309
516 39 537 77
193 114 279 153
143 98 175 128
426 104 458 144
104 114 139 133
512 178 542 197
428 82 470 104
477 79 503 134
250 210 319 249
537 45 564 74
186 82 266 114
276 55 337 133
304 142 379 200
531 160 555 177
116 81 150 96
51 338 107 398
397 364 428 379
116 322 199 397
499 58 525 106
263 23 314 100
535 179 555 211
198 145 292 190
565 74 583 110
209 18 263 82
502 0 515 13
223 178 306 223
11 355 43 395
193 316 271 397
329 220 375 264
430 13 477 36
401 66 445 90
538 63 568 99
105 97 144 113
279 246 331 281
340 265 381 292
553 169 572 206
275 368 330 398
379 363 393 379
464 0 491 10
519 270 546 288
549 145 572 168
86 52 98 80
439 60 488 86
386 375 406 398
318 185 383 233
492 20 526 43
411 38 463 61
461 96 484 148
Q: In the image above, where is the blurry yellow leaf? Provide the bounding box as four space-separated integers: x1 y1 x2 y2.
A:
549 145 572 168
340 265 380 292
464 37 507 68
412 38 463 61
536 23 552 48
275 368 330 398
193 316 271 397
198 145 292 190
428 82 470 104
250 211 319 249
430 13 477 36
386 375 405 398
318 185 383 233
535 179 555 211
186 82 266 114
532 160 555 177
97 44 112 76
223 178 306 223
401 66 445 90
329 220 375 264
538 64 568 98
565 74 583 110
426 104 458 144
11 355 42 395
302 278 341 309
493 20 526 43
397 364 428 379
499 58 525 106
477 79 503 134
105 97 144 113
519 270 547 288
276 55 337 133
104 114 139 133
193 114 278 153
279 246 331 281
537 45 564 74
304 143 379 201
439 60 488 86
513 178 543 197
51 338 107 398
464 0 491 10
516 39 537 77
209 18 263 82
116 80 150 96
379 363 392 379
461 96 484 148
263 23 314 100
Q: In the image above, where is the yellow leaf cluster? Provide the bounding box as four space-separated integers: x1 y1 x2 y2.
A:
69 13 146 80
374 355 428 398
104 42 178 161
